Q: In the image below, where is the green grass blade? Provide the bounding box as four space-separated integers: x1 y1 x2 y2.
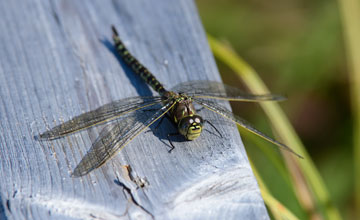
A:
208 34 342 220
337 0 360 218
250 160 300 220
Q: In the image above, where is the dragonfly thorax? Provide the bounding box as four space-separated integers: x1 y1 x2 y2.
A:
169 94 196 123
166 93 204 140
178 115 204 140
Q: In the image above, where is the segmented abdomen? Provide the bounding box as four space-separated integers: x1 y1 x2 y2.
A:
112 26 166 95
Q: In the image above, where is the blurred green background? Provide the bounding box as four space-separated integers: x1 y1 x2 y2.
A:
196 0 353 219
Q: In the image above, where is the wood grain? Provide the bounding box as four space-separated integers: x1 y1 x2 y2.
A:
0 0 269 219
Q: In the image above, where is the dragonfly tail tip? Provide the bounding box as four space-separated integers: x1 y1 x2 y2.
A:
111 25 119 37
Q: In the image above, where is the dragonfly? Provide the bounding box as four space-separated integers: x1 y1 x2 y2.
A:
37 26 302 177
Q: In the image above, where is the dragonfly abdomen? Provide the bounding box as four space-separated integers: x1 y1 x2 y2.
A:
112 26 166 95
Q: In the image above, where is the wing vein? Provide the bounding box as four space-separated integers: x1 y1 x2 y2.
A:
193 98 303 158
71 100 176 177
37 96 163 140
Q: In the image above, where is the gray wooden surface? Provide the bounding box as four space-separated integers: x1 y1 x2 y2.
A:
0 1 269 219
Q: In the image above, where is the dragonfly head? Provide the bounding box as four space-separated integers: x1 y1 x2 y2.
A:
178 115 204 140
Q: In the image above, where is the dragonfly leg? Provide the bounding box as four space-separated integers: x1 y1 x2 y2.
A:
167 133 181 153
204 120 223 138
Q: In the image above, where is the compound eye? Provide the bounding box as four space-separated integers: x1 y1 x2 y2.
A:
195 117 201 123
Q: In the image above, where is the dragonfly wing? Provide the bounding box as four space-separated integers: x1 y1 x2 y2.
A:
173 80 285 102
37 96 163 140
71 101 176 177
193 98 303 158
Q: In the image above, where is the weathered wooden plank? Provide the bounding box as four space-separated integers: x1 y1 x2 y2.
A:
0 0 269 219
